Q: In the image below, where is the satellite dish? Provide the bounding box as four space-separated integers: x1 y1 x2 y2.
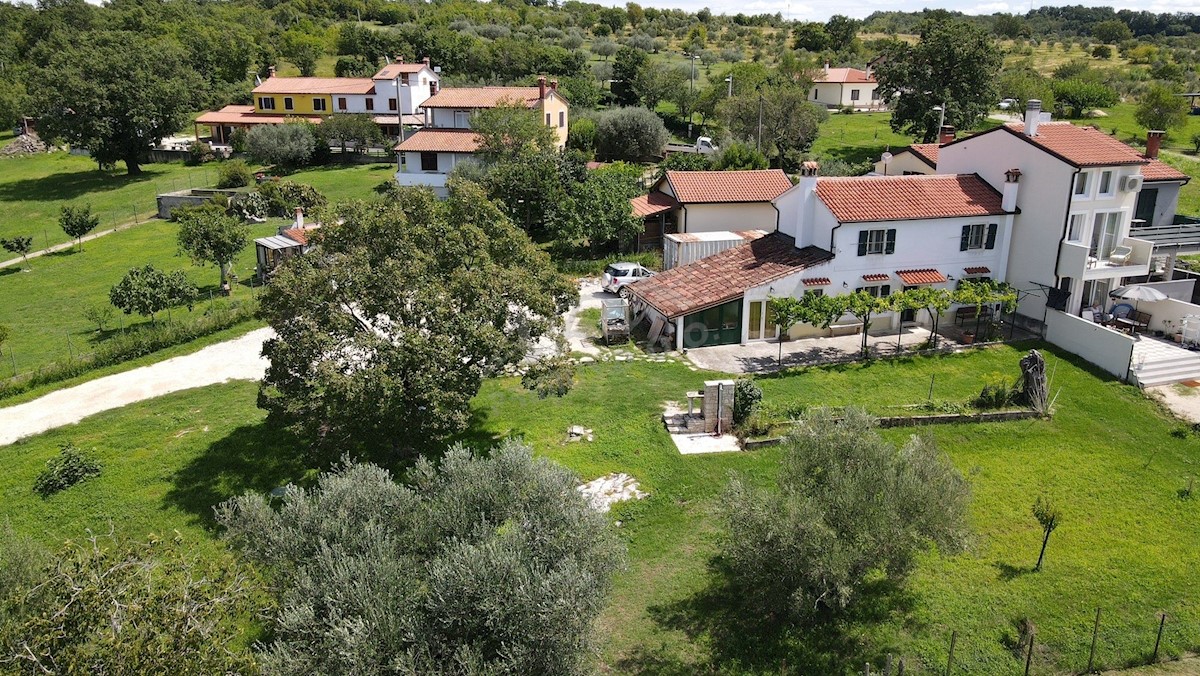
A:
881 152 893 164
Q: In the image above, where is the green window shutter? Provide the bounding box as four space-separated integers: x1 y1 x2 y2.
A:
960 225 971 251
857 230 868 256
881 284 891 297
985 223 998 249
885 229 896 254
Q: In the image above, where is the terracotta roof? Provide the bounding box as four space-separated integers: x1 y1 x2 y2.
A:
816 174 1007 223
907 143 939 168
896 269 947 285
631 191 679 218
628 233 832 318
996 122 1148 168
254 77 376 95
814 67 876 84
1142 158 1190 183
964 266 991 274
802 277 831 286
373 62 433 79
421 87 544 109
664 169 793 204
195 105 324 126
395 128 481 153
280 226 320 245
862 273 891 282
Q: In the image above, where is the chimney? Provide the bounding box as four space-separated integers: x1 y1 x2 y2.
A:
422 56 430 67
781 161 820 242
1024 99 1041 137
537 75 547 99
395 55 404 63
268 65 276 78
938 125 956 145
1146 130 1164 160
1002 168 1021 212
430 80 438 95
294 207 304 228
824 61 830 73
549 79 559 92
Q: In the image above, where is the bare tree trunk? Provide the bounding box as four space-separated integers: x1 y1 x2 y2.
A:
1035 527 1051 571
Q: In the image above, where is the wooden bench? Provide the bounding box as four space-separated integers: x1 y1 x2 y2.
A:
955 305 994 326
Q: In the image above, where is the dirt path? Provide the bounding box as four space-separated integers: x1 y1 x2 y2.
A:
0 328 273 446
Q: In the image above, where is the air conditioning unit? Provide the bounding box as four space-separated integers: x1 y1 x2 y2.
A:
1120 175 1144 192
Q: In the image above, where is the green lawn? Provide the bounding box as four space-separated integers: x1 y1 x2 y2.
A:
4 344 1199 674
1158 152 1200 218
810 112 1000 167
0 158 392 378
1069 102 1200 155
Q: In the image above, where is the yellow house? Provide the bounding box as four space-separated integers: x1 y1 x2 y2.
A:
251 76 376 116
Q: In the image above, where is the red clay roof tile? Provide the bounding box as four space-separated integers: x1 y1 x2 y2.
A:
862 273 891 282
1142 158 1190 182
254 77 375 95
394 128 481 153
665 170 792 204
896 269 947 285
814 67 876 84
802 277 831 286
631 191 679 218
1001 122 1148 167
816 174 1006 223
628 233 831 318
421 87 544 109
964 266 991 274
907 143 939 167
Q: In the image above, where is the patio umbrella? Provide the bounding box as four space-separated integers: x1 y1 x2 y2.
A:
1109 284 1168 312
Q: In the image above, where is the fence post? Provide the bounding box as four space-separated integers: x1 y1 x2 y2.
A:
928 374 935 401
1152 612 1166 663
8 349 16 377
898 657 905 676
946 631 957 676
885 653 893 676
1024 628 1035 676
1087 607 1101 673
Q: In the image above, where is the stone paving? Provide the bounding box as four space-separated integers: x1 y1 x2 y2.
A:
685 326 938 374
576 473 647 512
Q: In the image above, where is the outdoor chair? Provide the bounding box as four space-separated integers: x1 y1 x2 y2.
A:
1107 245 1133 266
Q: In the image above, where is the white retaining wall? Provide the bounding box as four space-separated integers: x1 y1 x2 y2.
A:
1043 309 1134 379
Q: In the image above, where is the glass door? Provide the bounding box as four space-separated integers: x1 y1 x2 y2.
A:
748 301 778 341
1090 212 1121 260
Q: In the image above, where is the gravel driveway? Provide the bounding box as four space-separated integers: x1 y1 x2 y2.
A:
0 328 273 446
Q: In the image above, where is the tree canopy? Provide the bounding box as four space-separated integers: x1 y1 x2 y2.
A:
257 183 577 459
176 206 250 289
874 19 1004 142
218 442 625 675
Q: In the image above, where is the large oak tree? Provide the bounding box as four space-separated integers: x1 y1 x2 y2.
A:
257 182 577 458
33 31 201 175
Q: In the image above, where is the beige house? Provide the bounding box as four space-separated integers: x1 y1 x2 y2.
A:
629 170 793 250
810 64 881 109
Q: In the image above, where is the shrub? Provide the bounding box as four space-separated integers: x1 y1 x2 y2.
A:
1192 132 1200 153
1091 44 1112 59
216 160 254 189
229 128 248 154
976 371 1016 409
567 116 599 157
186 140 215 165
257 180 327 217
82 304 116 331
733 378 762 426
596 107 669 162
229 191 268 220
33 443 101 497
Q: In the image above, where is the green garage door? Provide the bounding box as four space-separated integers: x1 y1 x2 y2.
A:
681 299 742 348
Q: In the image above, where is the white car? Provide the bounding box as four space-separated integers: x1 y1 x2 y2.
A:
602 262 655 298
998 98 1017 110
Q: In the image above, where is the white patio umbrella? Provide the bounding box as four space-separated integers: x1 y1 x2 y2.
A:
1109 284 1168 312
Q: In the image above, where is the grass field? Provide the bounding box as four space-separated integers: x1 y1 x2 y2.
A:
4 344 1199 674
1071 102 1200 155
0 157 393 376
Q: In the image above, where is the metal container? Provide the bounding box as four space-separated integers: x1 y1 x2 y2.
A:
663 230 766 269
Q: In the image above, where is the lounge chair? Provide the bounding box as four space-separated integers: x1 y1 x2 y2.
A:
1107 245 1133 266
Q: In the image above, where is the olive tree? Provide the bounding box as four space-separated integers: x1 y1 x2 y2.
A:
108 265 198 324
176 206 250 290
719 407 971 621
217 440 625 675
246 122 315 168
596 106 669 161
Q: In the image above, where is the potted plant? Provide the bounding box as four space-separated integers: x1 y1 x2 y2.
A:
961 330 975 345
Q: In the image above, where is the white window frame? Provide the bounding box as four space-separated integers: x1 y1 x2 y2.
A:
1097 170 1115 198
1067 213 1087 242
865 229 888 255
965 223 986 250
1073 171 1091 200
1090 210 1122 259
454 111 471 128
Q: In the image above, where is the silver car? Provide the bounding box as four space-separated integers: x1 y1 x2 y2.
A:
602 262 655 298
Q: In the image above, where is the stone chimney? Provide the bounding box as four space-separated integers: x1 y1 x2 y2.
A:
938 125 956 145
1024 99 1042 137
268 65 276 78
422 56 431 67
1146 130 1164 160
294 207 304 228
549 79 559 92
1002 168 1021 213
537 75 547 99
824 61 830 73
395 55 404 63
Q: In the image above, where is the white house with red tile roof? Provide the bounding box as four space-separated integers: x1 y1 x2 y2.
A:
873 142 940 176
628 165 1016 350
630 169 792 250
393 76 569 196
810 63 882 109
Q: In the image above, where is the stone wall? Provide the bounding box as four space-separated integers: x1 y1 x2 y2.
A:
703 379 735 434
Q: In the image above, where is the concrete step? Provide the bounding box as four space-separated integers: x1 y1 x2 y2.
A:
1132 357 1200 387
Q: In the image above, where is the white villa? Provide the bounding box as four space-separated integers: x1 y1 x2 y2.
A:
627 101 1200 386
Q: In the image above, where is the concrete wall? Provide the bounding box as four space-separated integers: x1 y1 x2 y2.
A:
809 82 880 108
938 128 1076 320
1132 297 1200 334
873 152 935 176
682 202 778 233
1043 309 1134 378
1139 182 1184 226
1139 279 1197 302
156 188 242 219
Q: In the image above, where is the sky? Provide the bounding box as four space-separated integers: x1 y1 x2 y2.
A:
628 0 1200 24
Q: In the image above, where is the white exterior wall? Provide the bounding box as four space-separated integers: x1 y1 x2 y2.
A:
938 130 1076 321
681 203 779 234
429 107 474 129
809 82 879 108
1043 309 1134 378
873 153 935 176
1139 182 1183 226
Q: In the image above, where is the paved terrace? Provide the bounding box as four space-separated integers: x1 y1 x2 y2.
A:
686 327 938 373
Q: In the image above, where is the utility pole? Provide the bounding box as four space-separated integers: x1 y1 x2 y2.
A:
726 74 733 97
687 53 700 139
756 88 764 153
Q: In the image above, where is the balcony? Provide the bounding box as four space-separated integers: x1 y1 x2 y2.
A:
1059 237 1153 281
394 169 449 197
